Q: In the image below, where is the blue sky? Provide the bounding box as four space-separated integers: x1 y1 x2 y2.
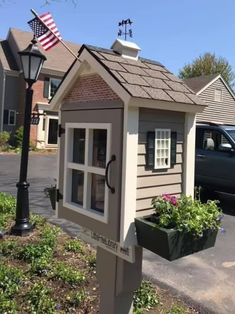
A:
1 0 235 75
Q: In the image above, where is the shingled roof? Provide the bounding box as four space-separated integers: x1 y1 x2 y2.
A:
0 40 18 71
184 74 219 94
85 45 204 106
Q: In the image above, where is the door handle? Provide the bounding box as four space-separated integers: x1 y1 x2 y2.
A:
196 154 206 159
105 155 116 194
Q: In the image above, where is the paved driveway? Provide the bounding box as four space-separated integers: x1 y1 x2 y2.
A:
1 153 235 313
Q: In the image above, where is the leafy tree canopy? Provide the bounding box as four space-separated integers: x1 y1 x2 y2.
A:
179 52 234 86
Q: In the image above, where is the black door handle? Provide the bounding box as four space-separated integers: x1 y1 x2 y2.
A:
105 155 116 194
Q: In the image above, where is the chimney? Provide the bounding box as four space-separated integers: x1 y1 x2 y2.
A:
111 38 141 61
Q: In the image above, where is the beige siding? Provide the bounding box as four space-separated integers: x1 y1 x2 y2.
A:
197 78 235 124
136 108 184 214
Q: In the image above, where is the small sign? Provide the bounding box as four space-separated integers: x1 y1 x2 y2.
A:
31 114 40 125
80 227 135 263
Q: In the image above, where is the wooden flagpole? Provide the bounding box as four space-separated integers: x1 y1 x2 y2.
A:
30 9 78 59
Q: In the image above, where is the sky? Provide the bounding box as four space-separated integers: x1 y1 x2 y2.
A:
1 0 235 75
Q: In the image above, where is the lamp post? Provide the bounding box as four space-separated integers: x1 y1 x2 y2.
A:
11 38 46 236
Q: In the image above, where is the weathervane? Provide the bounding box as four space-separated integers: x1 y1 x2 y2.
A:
118 19 133 40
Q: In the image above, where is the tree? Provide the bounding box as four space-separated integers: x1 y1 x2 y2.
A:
179 53 234 86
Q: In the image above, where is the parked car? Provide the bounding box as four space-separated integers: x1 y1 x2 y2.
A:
195 122 235 194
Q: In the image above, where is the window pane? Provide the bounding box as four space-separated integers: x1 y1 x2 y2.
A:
92 129 107 168
50 78 61 98
9 111 15 125
71 170 84 205
91 174 105 213
73 129 85 164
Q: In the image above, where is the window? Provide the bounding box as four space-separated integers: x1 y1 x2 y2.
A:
154 129 171 169
3 110 16 126
43 77 61 99
64 123 111 223
214 89 222 102
198 128 232 153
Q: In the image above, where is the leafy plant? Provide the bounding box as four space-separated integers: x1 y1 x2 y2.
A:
26 282 56 314
52 262 86 285
133 280 159 313
86 252 96 269
166 305 186 314
0 264 23 297
0 131 10 149
0 293 17 314
66 289 86 308
41 224 61 247
0 240 18 256
152 194 222 237
18 243 53 263
65 238 84 254
0 192 16 214
14 126 24 148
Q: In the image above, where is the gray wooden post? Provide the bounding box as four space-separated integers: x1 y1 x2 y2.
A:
96 246 143 314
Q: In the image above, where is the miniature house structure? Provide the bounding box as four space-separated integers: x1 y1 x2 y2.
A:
50 39 206 251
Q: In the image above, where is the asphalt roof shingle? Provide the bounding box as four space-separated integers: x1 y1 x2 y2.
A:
184 74 219 93
87 45 205 106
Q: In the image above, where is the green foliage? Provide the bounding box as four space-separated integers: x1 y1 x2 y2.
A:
65 238 84 254
0 294 17 314
14 126 23 148
41 225 61 247
0 264 23 297
26 282 56 314
152 194 222 237
18 243 53 263
0 192 16 214
0 131 10 149
86 252 96 269
0 192 16 229
0 240 18 257
52 262 86 285
133 280 159 313
66 290 86 308
179 52 234 85
166 305 186 314
30 213 47 228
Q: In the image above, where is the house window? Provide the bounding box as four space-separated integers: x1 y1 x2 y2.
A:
3 110 16 126
214 89 222 102
43 77 61 99
154 129 171 169
64 123 111 223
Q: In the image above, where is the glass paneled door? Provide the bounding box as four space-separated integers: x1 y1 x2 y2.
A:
63 123 114 223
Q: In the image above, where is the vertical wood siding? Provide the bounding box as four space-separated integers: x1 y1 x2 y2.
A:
136 108 184 216
197 78 235 125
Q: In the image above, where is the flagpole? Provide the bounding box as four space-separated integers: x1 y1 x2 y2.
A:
30 8 78 59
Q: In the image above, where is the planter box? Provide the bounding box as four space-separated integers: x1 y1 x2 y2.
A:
135 216 218 261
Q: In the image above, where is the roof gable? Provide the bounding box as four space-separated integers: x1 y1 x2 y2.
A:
50 44 205 112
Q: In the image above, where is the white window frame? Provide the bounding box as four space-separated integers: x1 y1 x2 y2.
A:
154 128 171 169
214 89 222 102
45 115 59 147
49 78 61 99
63 122 111 223
8 110 16 126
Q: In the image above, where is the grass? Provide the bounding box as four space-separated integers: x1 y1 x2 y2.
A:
0 192 198 313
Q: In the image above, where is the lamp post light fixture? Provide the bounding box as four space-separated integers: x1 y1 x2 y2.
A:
11 38 46 236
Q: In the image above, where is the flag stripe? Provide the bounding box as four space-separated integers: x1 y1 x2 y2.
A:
27 11 62 51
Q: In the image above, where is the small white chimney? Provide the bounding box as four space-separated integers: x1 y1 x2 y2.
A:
111 38 141 60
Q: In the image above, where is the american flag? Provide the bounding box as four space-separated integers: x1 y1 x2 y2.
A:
28 12 62 51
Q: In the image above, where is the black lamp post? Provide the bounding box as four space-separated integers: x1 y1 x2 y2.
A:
11 38 46 236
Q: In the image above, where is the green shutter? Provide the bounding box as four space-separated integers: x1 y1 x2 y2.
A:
171 132 177 167
43 77 50 98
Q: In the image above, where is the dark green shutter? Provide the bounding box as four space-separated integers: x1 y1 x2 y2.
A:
43 77 50 98
3 110 9 124
171 132 177 167
146 131 155 169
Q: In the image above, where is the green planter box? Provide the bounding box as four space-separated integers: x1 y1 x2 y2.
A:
135 216 218 261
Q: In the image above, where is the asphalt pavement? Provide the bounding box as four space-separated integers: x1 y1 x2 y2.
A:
0 153 235 313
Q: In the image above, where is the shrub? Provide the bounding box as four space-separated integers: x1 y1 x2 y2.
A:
18 243 53 263
0 264 23 297
0 240 18 257
0 131 10 148
65 238 84 254
0 192 16 214
26 282 56 314
41 225 61 247
52 262 86 286
14 126 23 148
133 280 159 313
0 293 17 314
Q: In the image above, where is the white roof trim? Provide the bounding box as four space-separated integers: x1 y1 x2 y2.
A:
197 74 235 100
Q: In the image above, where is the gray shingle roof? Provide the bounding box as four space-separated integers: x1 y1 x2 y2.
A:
87 45 204 106
0 40 18 71
7 28 81 74
184 74 219 94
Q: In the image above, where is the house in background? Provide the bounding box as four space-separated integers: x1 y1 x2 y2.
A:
0 28 80 148
184 74 235 125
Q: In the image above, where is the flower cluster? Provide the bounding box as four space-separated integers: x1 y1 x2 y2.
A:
151 194 223 237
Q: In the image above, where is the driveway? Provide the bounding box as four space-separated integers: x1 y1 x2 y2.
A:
1 153 235 313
